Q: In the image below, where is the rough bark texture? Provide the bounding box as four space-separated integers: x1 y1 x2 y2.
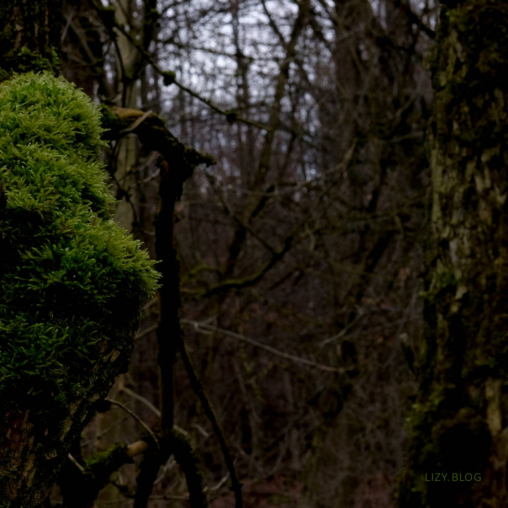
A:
399 1 508 507
0 324 137 507
0 0 62 80
0 4 64 506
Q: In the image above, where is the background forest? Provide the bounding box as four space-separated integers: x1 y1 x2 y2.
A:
48 0 436 506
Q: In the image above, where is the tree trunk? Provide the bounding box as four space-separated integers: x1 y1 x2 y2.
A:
0 0 62 80
400 1 508 506
0 3 157 507
0 4 64 507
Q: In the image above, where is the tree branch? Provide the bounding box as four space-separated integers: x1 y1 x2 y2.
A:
178 338 243 508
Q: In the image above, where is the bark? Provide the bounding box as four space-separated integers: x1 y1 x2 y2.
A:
100 106 214 508
399 1 508 507
0 3 149 507
0 323 139 507
0 0 62 79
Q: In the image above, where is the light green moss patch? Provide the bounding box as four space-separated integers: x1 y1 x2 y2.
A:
0 72 159 412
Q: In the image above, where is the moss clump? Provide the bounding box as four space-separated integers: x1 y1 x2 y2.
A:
0 72 159 413
84 443 131 480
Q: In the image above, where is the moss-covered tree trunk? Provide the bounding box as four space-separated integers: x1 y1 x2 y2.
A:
1 5 63 506
0 0 62 79
399 1 508 506
0 3 158 507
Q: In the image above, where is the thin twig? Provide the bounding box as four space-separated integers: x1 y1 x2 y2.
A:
118 386 189 438
106 399 160 450
135 323 158 341
181 320 340 373
120 110 153 135
82 416 129 447
68 453 85 474
119 386 161 417
90 0 270 132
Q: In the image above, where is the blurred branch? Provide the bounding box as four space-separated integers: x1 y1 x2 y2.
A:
106 398 160 449
90 0 271 131
179 337 243 508
201 236 293 298
68 453 85 473
182 320 341 373
119 386 161 417
117 385 191 438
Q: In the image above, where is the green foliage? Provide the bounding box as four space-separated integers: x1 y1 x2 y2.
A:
0 72 159 411
84 443 131 479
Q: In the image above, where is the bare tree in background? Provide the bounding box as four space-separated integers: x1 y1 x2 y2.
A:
0 0 444 506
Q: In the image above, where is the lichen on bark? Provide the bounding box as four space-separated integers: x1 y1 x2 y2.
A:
399 1 508 507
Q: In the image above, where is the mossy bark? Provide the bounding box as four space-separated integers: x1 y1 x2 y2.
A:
0 4 158 507
399 1 508 507
0 328 137 507
0 0 62 80
0 5 64 506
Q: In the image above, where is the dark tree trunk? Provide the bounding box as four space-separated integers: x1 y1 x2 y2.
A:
0 4 66 507
400 1 508 506
0 0 62 79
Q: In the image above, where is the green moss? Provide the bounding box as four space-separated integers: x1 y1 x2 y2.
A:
0 47 60 82
99 103 121 133
401 2 508 504
84 443 131 479
402 402 491 505
57 443 133 507
0 72 159 413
